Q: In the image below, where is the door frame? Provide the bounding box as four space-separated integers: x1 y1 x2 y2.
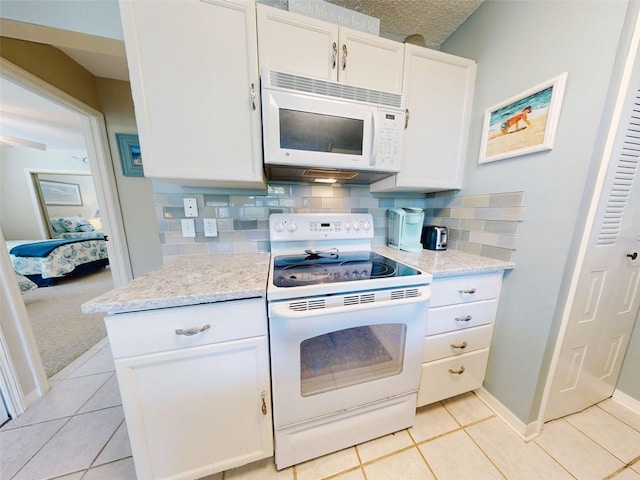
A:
538 8 640 427
0 58 133 413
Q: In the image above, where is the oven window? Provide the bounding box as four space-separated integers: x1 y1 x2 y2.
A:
279 109 364 155
300 324 406 397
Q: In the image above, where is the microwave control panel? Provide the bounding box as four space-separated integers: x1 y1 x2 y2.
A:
374 109 405 169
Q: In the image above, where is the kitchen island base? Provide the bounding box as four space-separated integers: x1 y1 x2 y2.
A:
105 299 273 480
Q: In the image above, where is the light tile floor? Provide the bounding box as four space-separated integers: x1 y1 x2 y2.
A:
2 339 640 480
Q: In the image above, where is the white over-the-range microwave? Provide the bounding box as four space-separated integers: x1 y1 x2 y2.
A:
260 69 406 185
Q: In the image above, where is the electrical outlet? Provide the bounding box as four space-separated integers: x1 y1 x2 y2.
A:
181 218 196 238
203 218 218 237
183 198 198 217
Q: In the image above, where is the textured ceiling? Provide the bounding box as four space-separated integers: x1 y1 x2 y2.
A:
328 0 484 47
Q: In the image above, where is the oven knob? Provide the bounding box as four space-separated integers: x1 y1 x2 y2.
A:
362 220 371 231
359 271 368 279
353 222 361 231
287 222 297 233
274 221 285 232
344 221 351 231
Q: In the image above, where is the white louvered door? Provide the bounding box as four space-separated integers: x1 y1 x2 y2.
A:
544 32 640 421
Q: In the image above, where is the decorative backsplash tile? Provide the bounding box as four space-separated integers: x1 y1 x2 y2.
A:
424 191 524 262
153 182 524 263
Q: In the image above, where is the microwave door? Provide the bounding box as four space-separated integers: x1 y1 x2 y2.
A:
262 90 374 171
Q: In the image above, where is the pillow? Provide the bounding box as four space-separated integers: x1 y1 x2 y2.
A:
49 217 67 233
61 216 95 233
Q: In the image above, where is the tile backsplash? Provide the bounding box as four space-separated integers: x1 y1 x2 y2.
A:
154 182 523 263
423 191 525 262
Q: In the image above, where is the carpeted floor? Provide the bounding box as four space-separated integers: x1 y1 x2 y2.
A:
22 267 113 378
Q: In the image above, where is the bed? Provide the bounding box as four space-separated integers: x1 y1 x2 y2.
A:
8 234 109 287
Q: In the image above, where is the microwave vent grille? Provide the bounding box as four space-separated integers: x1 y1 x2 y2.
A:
267 70 403 109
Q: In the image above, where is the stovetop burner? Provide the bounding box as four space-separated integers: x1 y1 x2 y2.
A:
272 251 422 288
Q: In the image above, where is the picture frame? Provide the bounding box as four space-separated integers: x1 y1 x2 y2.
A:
39 180 83 206
479 72 568 164
115 133 144 177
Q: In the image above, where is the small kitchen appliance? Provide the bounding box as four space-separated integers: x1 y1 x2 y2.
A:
388 207 425 252
422 225 448 251
268 213 431 469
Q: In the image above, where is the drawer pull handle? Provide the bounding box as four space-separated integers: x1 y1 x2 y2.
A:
455 315 472 322
459 288 477 295
175 324 211 336
261 391 268 416
448 366 466 375
451 341 468 349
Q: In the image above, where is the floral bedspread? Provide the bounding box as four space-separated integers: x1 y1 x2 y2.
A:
7 238 108 279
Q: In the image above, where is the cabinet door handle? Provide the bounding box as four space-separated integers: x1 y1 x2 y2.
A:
175 324 211 336
451 341 468 349
448 366 466 375
332 42 337 69
627 252 638 260
342 44 347 70
459 288 477 295
261 391 268 415
455 315 472 322
405 108 410 129
250 83 256 110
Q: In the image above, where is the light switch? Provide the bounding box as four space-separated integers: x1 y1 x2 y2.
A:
183 198 198 217
181 219 196 237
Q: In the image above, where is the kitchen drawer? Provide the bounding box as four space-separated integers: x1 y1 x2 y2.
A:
422 324 493 363
430 272 503 308
106 298 267 359
426 299 498 336
417 349 489 407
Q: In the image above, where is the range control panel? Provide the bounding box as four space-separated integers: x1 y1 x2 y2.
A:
269 213 374 242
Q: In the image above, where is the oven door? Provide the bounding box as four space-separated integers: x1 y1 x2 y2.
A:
268 286 430 429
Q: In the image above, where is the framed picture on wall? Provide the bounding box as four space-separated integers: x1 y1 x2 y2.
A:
39 180 83 206
479 72 568 164
116 133 144 177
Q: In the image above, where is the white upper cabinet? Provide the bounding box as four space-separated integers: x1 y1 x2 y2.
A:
256 4 404 93
119 0 265 188
371 46 476 193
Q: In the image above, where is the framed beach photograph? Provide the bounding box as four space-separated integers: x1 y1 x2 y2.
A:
116 133 144 177
39 180 83 206
479 72 568 164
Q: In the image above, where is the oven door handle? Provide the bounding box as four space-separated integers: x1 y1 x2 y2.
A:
269 292 430 318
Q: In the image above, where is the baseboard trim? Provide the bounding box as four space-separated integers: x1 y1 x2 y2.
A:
612 389 640 415
475 387 541 441
23 387 43 409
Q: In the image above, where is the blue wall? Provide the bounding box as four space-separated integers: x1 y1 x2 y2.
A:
442 0 636 423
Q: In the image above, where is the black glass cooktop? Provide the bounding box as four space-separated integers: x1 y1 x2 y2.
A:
272 250 422 287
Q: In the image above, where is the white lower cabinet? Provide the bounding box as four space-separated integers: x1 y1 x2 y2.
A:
418 272 503 407
105 299 273 480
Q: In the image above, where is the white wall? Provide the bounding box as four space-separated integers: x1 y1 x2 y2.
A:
442 0 635 423
0 146 91 239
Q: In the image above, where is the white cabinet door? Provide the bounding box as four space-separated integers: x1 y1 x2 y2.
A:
116 336 273 480
371 46 476 192
339 27 405 93
256 4 404 93
256 4 339 81
120 0 265 188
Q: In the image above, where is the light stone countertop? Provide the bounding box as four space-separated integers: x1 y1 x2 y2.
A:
81 253 271 315
374 246 514 278
82 248 514 315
